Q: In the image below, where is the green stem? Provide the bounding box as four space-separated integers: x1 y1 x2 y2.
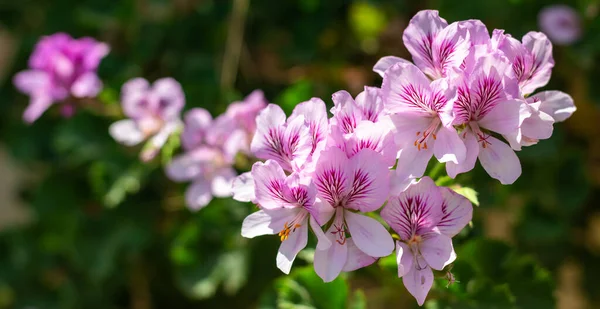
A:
428 161 445 180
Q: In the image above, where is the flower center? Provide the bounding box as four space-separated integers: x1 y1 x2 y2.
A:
468 122 492 149
414 118 440 151
278 211 307 242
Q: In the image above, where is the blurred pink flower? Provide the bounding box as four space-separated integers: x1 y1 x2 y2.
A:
539 5 582 45
241 160 331 274
381 177 472 306
14 33 109 123
312 147 394 282
109 77 185 162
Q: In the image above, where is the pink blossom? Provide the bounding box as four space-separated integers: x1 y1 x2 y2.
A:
447 49 529 184
312 147 394 282
381 177 472 306
109 77 185 162
381 61 466 183
14 33 109 123
402 10 470 79
329 87 396 167
539 5 582 46
492 30 555 96
166 146 237 210
251 100 327 172
241 160 331 274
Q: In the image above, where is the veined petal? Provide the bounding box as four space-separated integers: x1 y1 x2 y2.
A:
446 129 479 178
314 147 352 207
431 21 470 78
403 10 448 78
283 114 312 171
381 177 444 240
185 179 213 211
345 210 394 257
276 223 308 274
478 136 522 184
345 149 391 212
355 86 385 122
437 187 473 237
241 208 300 238
381 62 434 115
346 121 397 167
290 98 328 155
251 104 289 167
313 209 348 282
373 56 412 77
331 90 362 134
520 32 554 95
232 172 256 203
109 119 145 146
396 241 414 278
420 232 455 270
530 90 576 122
252 160 289 209
403 265 434 306
342 238 377 272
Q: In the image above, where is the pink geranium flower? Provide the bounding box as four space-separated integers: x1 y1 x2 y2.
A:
14 33 109 123
381 177 472 306
241 160 331 274
447 48 530 184
382 61 466 180
312 147 394 282
109 77 185 162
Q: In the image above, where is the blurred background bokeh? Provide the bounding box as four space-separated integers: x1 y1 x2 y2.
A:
0 0 599 308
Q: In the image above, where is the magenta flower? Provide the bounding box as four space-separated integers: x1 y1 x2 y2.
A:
539 5 582 46
492 30 555 96
109 77 185 162
251 100 327 172
14 33 109 123
328 88 396 167
381 177 472 306
312 147 394 282
402 10 470 79
330 87 387 135
517 90 576 146
241 160 331 274
382 61 466 181
166 146 237 210
447 49 529 184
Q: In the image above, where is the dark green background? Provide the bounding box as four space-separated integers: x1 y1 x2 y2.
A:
0 0 598 308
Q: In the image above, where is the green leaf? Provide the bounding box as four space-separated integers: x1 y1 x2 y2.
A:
451 185 480 206
261 267 348 309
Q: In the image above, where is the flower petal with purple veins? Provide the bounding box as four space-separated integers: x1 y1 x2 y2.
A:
437 187 473 237
381 177 444 240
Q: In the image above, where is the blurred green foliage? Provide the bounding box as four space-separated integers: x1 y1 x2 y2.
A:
0 0 599 308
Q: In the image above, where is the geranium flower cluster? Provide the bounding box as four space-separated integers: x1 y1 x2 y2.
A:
13 9 577 307
231 10 576 305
